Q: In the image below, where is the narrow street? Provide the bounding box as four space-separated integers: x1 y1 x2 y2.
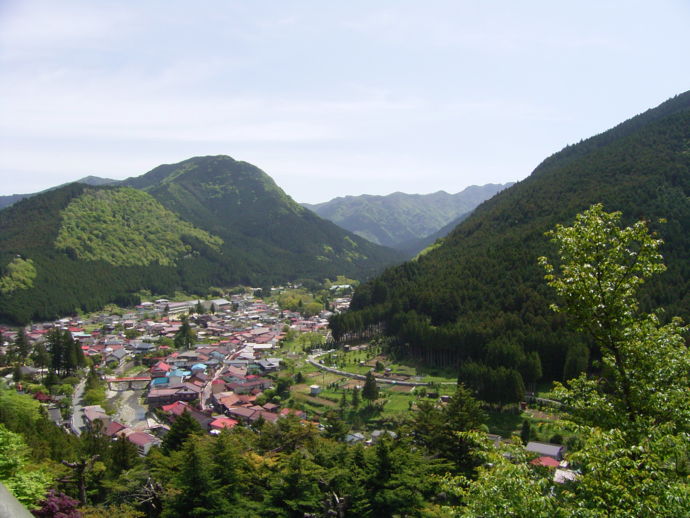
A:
70 377 86 435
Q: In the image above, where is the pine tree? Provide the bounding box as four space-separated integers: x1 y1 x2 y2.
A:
162 410 203 453
362 372 378 402
351 386 361 409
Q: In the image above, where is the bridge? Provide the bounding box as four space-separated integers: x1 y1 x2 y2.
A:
105 376 151 391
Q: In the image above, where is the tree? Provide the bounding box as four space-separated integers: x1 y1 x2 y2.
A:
13 329 31 362
519 419 531 445
0 424 53 508
362 372 378 402
322 410 349 441
31 490 82 518
449 205 690 516
173 316 195 349
161 410 203 453
351 386 361 409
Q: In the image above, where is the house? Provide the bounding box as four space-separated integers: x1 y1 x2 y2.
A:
226 377 272 394
46 406 63 427
103 421 127 438
126 432 160 455
150 361 172 378
209 417 238 432
105 348 128 367
526 441 566 460
82 406 111 429
257 358 281 373
20 365 40 379
146 384 200 407
310 385 321 396
531 456 561 468
226 406 257 423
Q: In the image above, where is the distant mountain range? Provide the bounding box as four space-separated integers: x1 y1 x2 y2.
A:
0 156 401 324
342 90 690 384
0 176 116 211
303 183 512 254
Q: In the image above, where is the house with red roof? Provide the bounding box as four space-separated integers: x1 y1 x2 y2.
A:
150 361 172 378
126 432 160 455
210 417 238 431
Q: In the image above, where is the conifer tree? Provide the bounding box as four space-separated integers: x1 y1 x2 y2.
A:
362 372 378 402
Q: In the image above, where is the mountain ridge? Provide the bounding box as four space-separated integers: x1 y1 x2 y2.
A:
0 156 401 324
303 183 512 251
339 90 690 387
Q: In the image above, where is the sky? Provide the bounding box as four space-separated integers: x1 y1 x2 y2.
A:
1 1 689 203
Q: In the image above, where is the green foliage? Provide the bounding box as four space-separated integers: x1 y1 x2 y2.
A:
0 424 53 508
0 156 400 324
362 372 378 401
55 187 223 267
161 410 204 453
340 91 690 390
447 205 690 516
0 257 37 293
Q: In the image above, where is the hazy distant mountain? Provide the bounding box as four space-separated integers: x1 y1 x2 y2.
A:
0 175 117 210
0 156 401 324
303 184 512 251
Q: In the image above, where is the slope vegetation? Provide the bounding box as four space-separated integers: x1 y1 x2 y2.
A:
305 184 511 250
0 157 401 323
337 91 690 388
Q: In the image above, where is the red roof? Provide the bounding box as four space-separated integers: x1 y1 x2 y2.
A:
33 392 52 402
210 417 238 429
161 401 190 416
127 432 157 446
104 421 126 437
531 456 560 468
152 361 171 372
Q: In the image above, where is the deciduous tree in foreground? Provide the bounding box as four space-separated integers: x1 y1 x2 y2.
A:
445 204 690 517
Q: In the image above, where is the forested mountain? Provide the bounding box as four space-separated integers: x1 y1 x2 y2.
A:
303 183 511 251
0 176 116 211
334 90 690 392
0 156 401 324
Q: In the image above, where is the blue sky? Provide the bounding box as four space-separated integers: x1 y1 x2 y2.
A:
1 1 689 203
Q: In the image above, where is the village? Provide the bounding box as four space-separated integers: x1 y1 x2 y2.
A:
0 287 580 489
0 290 352 453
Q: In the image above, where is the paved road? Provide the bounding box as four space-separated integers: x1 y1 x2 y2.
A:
70 378 86 435
307 350 431 387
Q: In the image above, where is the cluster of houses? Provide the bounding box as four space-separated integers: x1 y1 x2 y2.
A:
79 404 162 455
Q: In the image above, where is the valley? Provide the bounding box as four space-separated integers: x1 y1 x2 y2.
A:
0 90 688 516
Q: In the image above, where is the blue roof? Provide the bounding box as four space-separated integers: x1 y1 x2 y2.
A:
168 369 190 377
151 377 168 386
191 363 206 371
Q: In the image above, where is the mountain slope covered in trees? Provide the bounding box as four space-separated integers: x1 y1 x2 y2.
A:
0 156 401 324
304 184 511 251
335 91 690 393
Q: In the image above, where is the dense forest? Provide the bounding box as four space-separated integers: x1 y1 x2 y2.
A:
332 91 690 392
0 157 401 324
3 204 688 517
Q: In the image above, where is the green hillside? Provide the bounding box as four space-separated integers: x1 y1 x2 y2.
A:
55 187 223 266
124 156 401 281
304 184 511 251
335 91 690 389
0 157 401 324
